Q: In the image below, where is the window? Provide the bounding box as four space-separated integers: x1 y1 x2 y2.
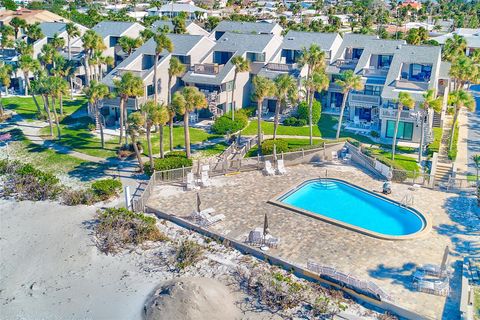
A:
409 64 432 82
352 48 363 60
363 85 381 96
213 51 233 64
246 52 266 62
386 120 413 140
377 55 392 68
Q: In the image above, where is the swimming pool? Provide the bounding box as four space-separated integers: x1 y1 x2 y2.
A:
272 179 427 240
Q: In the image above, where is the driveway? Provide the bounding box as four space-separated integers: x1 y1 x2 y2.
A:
468 85 480 174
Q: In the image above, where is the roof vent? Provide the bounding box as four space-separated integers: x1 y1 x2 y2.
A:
287 37 295 40
397 45 402 49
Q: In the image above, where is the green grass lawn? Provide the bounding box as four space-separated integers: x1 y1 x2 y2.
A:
364 147 420 172
246 137 329 157
475 288 480 320
427 127 443 157
242 114 375 144
4 96 86 121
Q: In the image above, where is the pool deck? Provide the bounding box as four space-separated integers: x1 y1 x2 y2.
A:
147 163 480 319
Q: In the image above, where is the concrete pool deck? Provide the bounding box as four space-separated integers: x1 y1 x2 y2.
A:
147 163 480 319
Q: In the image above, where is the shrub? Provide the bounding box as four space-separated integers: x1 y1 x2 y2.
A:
176 240 204 270
87 123 96 131
95 207 167 254
392 169 408 182
261 139 289 155
144 156 193 175
427 127 442 157
283 117 307 127
296 99 321 125
448 124 459 160
370 130 380 138
211 111 248 134
62 188 95 206
91 178 122 201
35 111 47 121
165 151 187 158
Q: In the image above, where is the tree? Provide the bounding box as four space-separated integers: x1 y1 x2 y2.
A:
298 44 326 144
82 30 105 86
391 92 415 160
127 112 146 173
9 17 26 39
418 89 442 163
274 74 298 139
334 70 364 140
447 90 475 151
66 22 80 61
141 100 157 168
152 103 169 158
0 25 14 53
172 87 207 158
303 71 329 144
51 33 65 51
15 40 33 56
48 76 69 140
0 63 12 117
167 56 185 151
450 55 475 90
39 43 57 69
83 81 110 148
172 15 187 34
140 29 155 42
18 55 40 97
443 34 467 62
230 56 250 121
114 72 144 145
25 22 44 43
153 32 173 104
472 154 480 184
252 76 276 149
118 36 143 56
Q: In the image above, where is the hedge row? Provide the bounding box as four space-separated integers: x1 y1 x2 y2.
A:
211 111 248 134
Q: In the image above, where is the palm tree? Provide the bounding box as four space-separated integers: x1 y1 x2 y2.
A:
39 43 57 69
119 36 143 56
153 103 169 158
167 56 185 151
418 89 442 163
139 29 155 42
153 32 173 104
450 55 475 90
32 73 54 137
66 22 80 61
48 76 69 139
84 81 110 148
15 41 33 56
18 55 40 97
172 86 207 158
10 17 26 39
51 33 65 51
448 90 475 151
334 70 364 139
141 100 157 168
391 92 415 160
230 56 250 120
252 76 276 149
472 154 480 184
303 71 329 144
127 112 146 173
442 34 467 62
82 30 105 86
0 25 14 55
273 74 298 139
25 22 43 43
0 63 12 117
113 72 144 145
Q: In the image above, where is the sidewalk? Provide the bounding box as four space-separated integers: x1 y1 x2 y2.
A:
455 108 470 178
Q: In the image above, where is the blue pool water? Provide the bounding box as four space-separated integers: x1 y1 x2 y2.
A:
280 179 425 237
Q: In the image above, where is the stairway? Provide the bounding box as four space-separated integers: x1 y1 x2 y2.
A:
434 114 454 184
435 163 452 183
432 111 442 128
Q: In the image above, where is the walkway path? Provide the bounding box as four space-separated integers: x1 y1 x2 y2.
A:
467 86 480 175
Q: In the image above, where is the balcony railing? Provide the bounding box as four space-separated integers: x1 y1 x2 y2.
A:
363 67 389 77
334 59 358 70
265 63 298 72
349 93 381 105
102 95 150 109
192 63 222 75
115 68 149 78
380 108 418 120
395 79 429 91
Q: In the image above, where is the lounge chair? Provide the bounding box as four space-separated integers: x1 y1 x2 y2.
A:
263 160 275 176
276 159 287 175
414 279 449 296
331 151 339 162
186 172 198 190
264 234 280 248
246 228 263 246
200 171 211 187
418 264 451 278
200 213 225 227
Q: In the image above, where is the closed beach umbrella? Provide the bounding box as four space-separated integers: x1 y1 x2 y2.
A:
196 192 201 213
263 213 269 236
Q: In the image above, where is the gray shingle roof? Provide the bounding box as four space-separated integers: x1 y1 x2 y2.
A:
92 21 139 38
212 21 279 34
150 20 194 32
282 31 340 51
39 22 66 38
158 2 206 13
213 32 276 53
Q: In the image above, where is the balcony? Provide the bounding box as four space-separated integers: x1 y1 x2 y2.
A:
362 67 389 78
115 68 149 78
380 108 418 121
265 63 298 72
334 59 358 70
102 95 151 110
394 79 429 92
349 93 381 106
192 63 223 75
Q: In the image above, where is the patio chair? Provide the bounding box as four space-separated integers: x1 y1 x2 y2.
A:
186 172 198 191
200 213 225 227
276 159 287 175
246 228 263 246
264 234 280 248
263 160 275 176
331 151 339 162
189 208 215 223
200 171 211 187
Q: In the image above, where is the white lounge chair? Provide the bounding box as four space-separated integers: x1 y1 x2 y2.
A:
263 160 275 176
331 151 339 162
200 171 211 187
276 159 287 175
264 234 280 248
186 172 198 190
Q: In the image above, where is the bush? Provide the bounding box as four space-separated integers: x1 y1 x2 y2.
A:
283 117 307 127
62 188 95 206
176 240 204 270
95 207 167 254
144 156 193 175
165 151 187 158
448 124 459 160
211 111 248 134
296 99 321 125
392 170 408 182
117 141 144 159
87 123 96 131
427 127 442 157
370 130 380 138
261 139 289 155
91 178 122 201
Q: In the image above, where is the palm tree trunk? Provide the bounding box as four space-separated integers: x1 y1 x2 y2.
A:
124 101 129 145
391 106 402 161
43 95 54 137
184 112 191 159
131 135 144 173
231 72 237 121
335 91 349 140
96 102 105 148
60 93 63 115
68 37 71 61
51 96 61 140
146 124 154 169
449 107 460 151
159 124 164 158
167 76 172 105
257 99 262 149
154 53 158 103
308 89 314 145
0 91 3 118
23 71 29 96
273 98 281 140
70 77 74 100
169 117 174 151
119 97 125 144
84 53 91 86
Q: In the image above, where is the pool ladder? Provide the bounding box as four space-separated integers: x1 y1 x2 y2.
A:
400 193 414 207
